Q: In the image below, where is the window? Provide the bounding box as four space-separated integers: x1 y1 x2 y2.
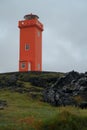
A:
25 44 30 50
38 64 40 70
21 63 26 68
38 31 40 37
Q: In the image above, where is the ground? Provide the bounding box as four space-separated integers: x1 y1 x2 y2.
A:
0 72 87 130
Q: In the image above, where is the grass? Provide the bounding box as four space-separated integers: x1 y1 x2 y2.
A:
0 90 87 130
0 71 87 130
0 89 58 129
38 111 87 130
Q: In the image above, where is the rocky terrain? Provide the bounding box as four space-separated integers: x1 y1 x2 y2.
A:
0 71 87 108
0 71 62 103
43 71 87 108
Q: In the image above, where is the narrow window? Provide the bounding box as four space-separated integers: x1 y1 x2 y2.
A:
38 31 40 37
21 63 26 68
38 64 40 70
25 44 30 50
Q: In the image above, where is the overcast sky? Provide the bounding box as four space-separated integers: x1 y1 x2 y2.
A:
0 0 87 73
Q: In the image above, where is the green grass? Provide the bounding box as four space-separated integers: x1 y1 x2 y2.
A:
0 70 86 130
22 81 43 91
0 90 87 130
0 90 58 129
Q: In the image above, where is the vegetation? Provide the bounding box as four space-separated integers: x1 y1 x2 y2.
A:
0 72 87 130
0 89 87 130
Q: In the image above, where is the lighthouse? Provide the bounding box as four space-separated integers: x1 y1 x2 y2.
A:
18 14 43 71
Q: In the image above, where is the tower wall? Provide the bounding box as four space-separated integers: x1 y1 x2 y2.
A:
18 14 43 71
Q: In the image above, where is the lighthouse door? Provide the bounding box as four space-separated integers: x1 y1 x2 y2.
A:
28 62 31 71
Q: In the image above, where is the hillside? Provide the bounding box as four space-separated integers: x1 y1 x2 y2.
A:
0 71 63 100
0 71 87 130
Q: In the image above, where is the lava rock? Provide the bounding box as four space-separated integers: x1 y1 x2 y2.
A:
43 70 87 107
79 102 87 109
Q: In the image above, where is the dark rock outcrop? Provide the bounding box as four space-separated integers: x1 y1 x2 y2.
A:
79 102 87 109
43 71 87 107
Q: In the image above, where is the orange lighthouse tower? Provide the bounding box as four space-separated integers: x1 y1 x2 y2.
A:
18 14 43 71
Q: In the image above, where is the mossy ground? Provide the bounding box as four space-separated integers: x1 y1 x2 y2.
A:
0 72 87 130
0 89 87 130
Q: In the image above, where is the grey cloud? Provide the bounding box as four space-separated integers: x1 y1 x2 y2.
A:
0 0 87 72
